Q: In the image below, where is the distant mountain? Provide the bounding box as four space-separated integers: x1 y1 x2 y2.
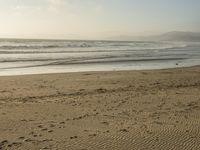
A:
107 31 200 42
153 31 200 42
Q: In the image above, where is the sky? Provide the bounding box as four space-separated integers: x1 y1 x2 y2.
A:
0 0 200 40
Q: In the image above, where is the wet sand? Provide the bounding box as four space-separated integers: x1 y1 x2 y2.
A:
0 66 200 150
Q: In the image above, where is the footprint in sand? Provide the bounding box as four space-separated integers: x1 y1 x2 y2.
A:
70 136 78 139
33 134 39 137
1 140 8 147
119 129 129 132
41 128 48 131
88 133 97 137
7 142 22 148
50 124 56 127
101 121 109 125
42 146 49 149
103 130 110 133
48 130 53 133
59 121 65 124
38 125 43 128
18 136 25 140
24 138 33 142
1 140 8 144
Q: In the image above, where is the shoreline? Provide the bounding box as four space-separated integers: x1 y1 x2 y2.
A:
0 64 200 77
0 65 200 150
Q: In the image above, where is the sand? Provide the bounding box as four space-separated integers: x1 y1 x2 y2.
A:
0 66 200 150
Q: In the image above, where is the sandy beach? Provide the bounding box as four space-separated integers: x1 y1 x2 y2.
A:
0 66 200 150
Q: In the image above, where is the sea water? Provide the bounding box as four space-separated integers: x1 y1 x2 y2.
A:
0 39 200 76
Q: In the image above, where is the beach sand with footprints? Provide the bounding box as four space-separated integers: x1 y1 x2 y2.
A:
0 66 200 150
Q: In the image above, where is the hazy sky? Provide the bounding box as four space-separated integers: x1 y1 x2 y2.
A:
0 0 200 39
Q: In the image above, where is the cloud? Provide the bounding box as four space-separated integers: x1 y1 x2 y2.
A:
47 0 65 6
46 0 67 12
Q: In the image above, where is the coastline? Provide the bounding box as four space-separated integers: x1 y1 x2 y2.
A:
0 66 200 150
0 64 200 77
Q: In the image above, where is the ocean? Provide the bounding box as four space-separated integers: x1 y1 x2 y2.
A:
0 39 200 76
